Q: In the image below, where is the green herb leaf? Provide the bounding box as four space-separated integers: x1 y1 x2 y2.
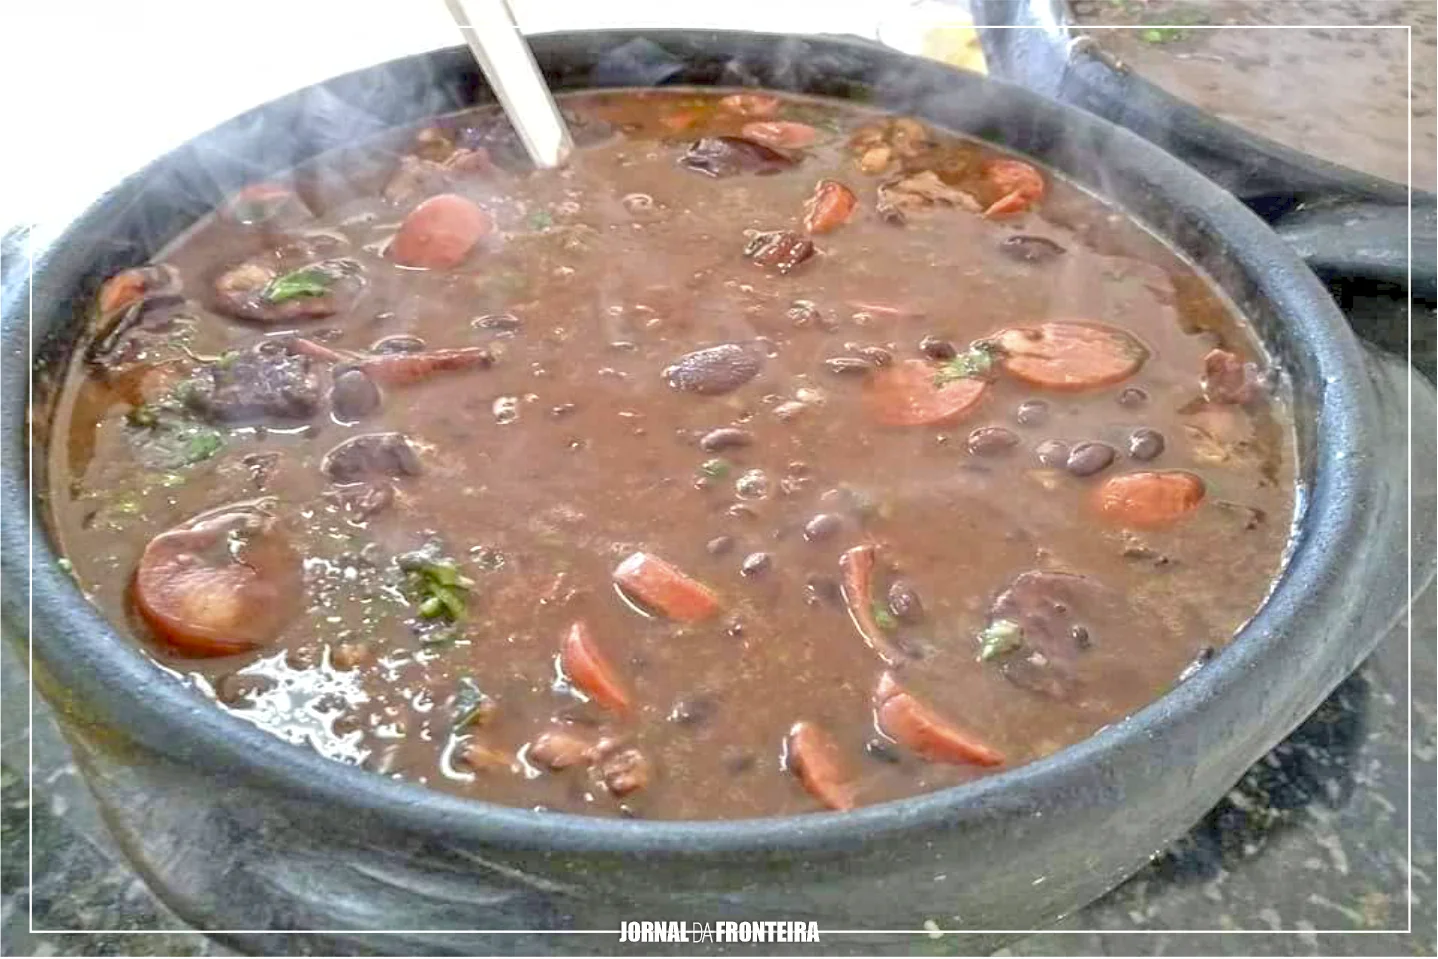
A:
401 548 473 622
181 430 224 464
700 458 731 479
451 675 497 731
872 601 898 632
527 210 554 230
262 267 332 304
977 619 1024 662
57 558 74 572
1140 27 1186 44
933 343 998 387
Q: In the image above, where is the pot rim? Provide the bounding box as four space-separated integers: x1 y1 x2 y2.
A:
3 30 1371 856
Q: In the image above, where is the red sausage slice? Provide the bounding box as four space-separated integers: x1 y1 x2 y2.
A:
993 322 1147 391
873 673 1004 767
612 552 720 621
559 621 632 712
133 504 303 657
786 721 856 811
390 194 492 269
863 359 989 427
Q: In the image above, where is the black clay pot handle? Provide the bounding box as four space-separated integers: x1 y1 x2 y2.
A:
1269 199 1438 302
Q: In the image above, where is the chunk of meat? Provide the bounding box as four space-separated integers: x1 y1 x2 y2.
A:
134 503 303 657
678 137 797 178
993 322 1147 391
981 570 1144 699
382 148 496 206
838 544 905 665
182 342 322 426
559 621 632 712
743 230 816 275
803 180 858 235
87 266 186 368
785 721 855 811
876 171 980 223
982 158 1045 217
872 673 1004 766
320 433 423 484
1201 348 1264 405
223 183 314 228
1094 471 1206 528
596 746 652 796
612 552 720 621
212 258 362 324
390 194 493 269
718 93 782 117
663 344 762 395
527 728 594 770
863 359 989 427
740 121 819 150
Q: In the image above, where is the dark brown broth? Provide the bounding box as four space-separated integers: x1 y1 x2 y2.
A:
45 90 1295 819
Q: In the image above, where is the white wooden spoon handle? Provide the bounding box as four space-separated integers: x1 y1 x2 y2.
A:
444 0 574 169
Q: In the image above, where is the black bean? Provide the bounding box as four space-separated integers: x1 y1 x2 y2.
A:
706 535 735 556
825 356 874 375
919 335 957 361
472 313 521 331
1178 646 1216 683
865 738 903 764
803 513 843 541
699 427 753 451
1015 399 1049 427
967 426 1020 456
1071 625 1092 649
1117 387 1148 407
1035 439 1070 468
330 368 380 422
1127 427 1165 461
665 344 763 395
887 580 923 621
1065 441 1116 477
804 574 843 605
999 234 1067 262
740 552 772 576
215 672 276 707
669 696 717 727
370 334 425 354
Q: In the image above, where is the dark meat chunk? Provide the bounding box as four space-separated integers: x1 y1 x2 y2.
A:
1201 348 1264 405
876 171 980 224
679 137 797 178
182 342 321 426
999 235 1067 263
86 265 187 370
211 257 364 325
321 433 423 484
382 148 496 207
982 570 1156 699
743 231 816 275
664 344 763 395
